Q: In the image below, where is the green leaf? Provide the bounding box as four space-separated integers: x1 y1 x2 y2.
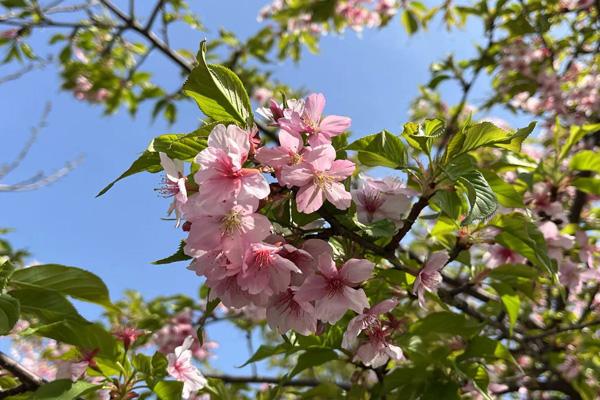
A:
457 363 491 400
30 380 101 399
456 169 497 226
11 264 110 306
410 312 482 338
492 213 555 277
431 190 463 220
97 151 161 197
153 241 192 265
402 119 445 154
153 381 184 400
481 171 524 208
346 130 407 168
559 123 600 160
183 41 252 126
9 288 85 323
239 343 292 367
572 177 600 195
150 122 218 161
0 259 15 292
493 282 520 334
0 293 19 334
570 150 600 173
401 10 419 34
288 348 338 378
459 336 516 365
445 122 535 162
34 320 117 357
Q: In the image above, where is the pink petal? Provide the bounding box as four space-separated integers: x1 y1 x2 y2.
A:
369 298 399 316
328 160 356 180
424 251 450 273
295 274 328 302
316 254 338 278
241 172 270 199
279 129 303 153
281 165 313 187
324 181 352 210
315 291 352 323
304 144 336 171
296 183 324 214
340 259 374 284
342 286 370 314
304 93 326 124
319 115 351 137
255 146 292 168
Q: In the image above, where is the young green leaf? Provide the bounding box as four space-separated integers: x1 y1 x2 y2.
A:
445 121 535 162
11 264 111 306
346 130 407 168
183 41 252 126
0 293 19 334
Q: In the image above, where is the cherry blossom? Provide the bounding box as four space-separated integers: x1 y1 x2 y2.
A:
255 130 306 177
183 200 272 263
482 244 526 269
158 152 188 226
295 255 373 323
167 336 207 399
538 221 574 261
279 93 351 146
237 242 302 296
353 325 403 367
342 298 398 350
256 98 305 126
413 251 449 308
193 124 269 209
266 287 317 335
351 175 414 225
283 144 355 213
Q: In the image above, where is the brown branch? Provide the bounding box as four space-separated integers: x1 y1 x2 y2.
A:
383 194 434 253
0 351 44 390
205 373 351 390
524 318 600 341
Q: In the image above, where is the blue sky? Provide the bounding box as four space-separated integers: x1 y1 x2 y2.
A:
0 0 529 374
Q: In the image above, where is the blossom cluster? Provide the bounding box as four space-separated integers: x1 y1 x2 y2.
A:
155 92 420 368
497 38 600 125
258 0 400 36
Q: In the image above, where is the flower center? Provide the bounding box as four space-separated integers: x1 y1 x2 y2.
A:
254 249 274 269
221 210 243 235
326 277 345 297
156 177 181 198
289 152 303 165
361 189 385 214
313 173 333 188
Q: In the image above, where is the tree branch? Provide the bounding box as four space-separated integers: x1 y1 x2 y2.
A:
0 351 45 389
205 373 351 390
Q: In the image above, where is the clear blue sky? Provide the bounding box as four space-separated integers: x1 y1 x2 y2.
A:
0 0 529 374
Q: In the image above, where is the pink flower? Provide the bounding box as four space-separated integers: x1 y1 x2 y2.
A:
295 255 373 323
351 175 414 226
256 98 305 126
184 200 272 263
576 231 597 268
255 129 306 173
193 124 269 209
342 298 398 350
413 251 449 308
158 153 188 227
354 324 403 367
237 242 302 295
55 360 89 381
538 221 574 261
167 336 207 399
153 310 218 361
252 87 273 104
266 288 317 335
482 244 526 268
114 327 145 350
280 93 351 146
283 144 355 213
